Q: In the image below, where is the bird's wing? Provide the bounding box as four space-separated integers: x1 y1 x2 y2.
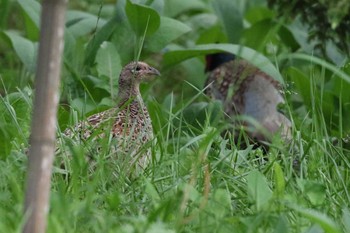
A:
242 75 291 139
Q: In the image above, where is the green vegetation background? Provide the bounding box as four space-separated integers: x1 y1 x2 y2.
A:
0 0 350 232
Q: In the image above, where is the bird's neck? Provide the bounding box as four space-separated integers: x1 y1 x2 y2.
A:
117 87 144 108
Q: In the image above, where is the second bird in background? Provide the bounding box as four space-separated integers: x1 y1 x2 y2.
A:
205 52 291 145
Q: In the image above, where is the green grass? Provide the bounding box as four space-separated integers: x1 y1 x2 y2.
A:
1 77 350 233
1 0 350 232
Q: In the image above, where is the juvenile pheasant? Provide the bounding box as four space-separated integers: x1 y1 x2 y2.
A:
61 61 160 170
205 53 291 144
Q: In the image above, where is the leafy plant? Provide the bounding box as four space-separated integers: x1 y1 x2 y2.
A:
268 0 350 56
0 0 350 232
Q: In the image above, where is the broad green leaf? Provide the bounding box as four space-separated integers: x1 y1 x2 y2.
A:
285 67 311 106
95 41 121 81
145 17 191 52
66 11 107 38
246 170 272 211
116 0 128 21
109 0 136 63
189 13 217 31
111 23 135 64
17 0 40 40
210 189 232 218
145 179 161 205
279 53 350 84
3 31 37 73
150 0 165 14
0 1 10 29
82 75 111 102
125 0 160 37
212 0 243 43
163 43 284 83
66 10 106 25
184 183 200 202
286 65 341 131
247 171 271 203
286 18 346 64
84 16 119 66
183 101 222 129
163 0 207 17
273 162 285 198
245 6 274 24
242 19 279 51
331 65 350 104
297 179 326 206
278 25 300 52
146 222 175 233
71 98 97 115
176 57 206 88
288 205 341 233
196 24 228 44
63 29 76 60
17 0 40 27
97 97 114 108
325 41 347 65
273 215 289 233
287 19 317 55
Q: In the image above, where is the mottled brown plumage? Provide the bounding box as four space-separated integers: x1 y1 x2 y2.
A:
205 53 291 143
62 61 160 170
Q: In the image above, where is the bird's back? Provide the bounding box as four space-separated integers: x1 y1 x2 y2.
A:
61 99 153 169
205 58 291 142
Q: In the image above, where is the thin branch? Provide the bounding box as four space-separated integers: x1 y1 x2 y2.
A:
23 0 67 233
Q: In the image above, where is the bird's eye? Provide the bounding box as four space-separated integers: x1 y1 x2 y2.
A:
131 66 142 74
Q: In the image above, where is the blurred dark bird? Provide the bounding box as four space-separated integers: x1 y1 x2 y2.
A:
205 53 291 144
62 61 160 170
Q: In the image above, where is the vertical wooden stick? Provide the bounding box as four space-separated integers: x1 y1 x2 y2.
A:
23 0 67 233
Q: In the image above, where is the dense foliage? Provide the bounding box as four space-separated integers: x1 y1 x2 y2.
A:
268 0 350 55
0 0 350 232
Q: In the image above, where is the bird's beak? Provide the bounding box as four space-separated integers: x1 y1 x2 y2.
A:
149 66 161 77
142 66 161 82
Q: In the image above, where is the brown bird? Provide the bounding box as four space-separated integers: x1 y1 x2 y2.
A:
205 53 291 145
61 61 160 171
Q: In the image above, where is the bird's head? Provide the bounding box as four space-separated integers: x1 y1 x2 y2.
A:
118 61 160 99
119 61 160 86
205 52 235 72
